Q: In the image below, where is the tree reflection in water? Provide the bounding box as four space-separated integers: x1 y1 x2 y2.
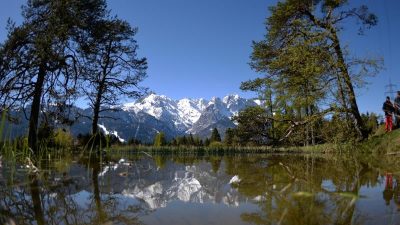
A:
0 156 145 225
220 154 386 225
0 153 399 225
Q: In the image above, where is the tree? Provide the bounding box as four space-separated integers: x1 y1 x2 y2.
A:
224 128 235 146
0 0 107 152
249 0 381 140
232 106 270 145
210 128 221 143
187 133 195 146
204 138 211 146
177 135 187 146
153 132 166 147
79 16 147 135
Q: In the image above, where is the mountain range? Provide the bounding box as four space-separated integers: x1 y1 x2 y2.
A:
4 94 259 143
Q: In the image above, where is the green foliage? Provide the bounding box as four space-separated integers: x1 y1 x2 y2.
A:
209 141 224 149
362 112 380 137
170 134 203 147
0 0 109 151
245 0 382 143
127 138 142 146
77 132 120 150
53 129 73 148
204 138 210 146
210 128 221 143
37 122 55 147
224 128 235 146
232 106 271 146
153 132 166 147
81 16 147 135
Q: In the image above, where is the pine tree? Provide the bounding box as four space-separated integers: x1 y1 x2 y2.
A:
248 0 381 141
204 138 210 146
224 128 235 146
210 128 221 143
153 132 166 147
0 0 108 152
170 138 177 146
80 17 147 135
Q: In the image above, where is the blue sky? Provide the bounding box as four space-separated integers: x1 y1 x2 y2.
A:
0 0 399 115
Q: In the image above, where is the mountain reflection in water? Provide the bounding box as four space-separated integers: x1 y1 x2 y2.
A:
0 153 399 225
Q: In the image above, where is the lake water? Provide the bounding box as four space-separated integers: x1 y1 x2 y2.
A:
1 152 400 225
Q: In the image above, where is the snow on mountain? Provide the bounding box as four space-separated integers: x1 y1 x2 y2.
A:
110 93 259 140
98 124 126 142
122 94 207 132
5 93 259 142
223 94 254 116
177 98 207 124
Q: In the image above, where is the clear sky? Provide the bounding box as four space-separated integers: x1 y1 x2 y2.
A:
0 0 399 115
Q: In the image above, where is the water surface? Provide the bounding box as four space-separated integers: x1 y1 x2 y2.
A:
0 153 399 225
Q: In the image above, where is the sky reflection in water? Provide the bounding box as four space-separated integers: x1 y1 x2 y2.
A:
0 154 399 225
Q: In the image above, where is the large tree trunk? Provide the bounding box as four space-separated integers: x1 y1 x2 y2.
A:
304 11 367 139
28 64 46 153
331 31 367 139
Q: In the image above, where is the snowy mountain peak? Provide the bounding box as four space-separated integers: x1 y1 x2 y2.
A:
222 94 240 104
90 94 259 142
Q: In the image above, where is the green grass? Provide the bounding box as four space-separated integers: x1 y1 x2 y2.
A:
359 127 400 154
108 127 399 155
293 126 400 154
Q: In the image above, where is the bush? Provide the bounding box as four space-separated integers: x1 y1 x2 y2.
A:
54 129 73 148
209 141 224 149
76 132 121 149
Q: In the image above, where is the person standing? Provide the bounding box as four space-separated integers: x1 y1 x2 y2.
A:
394 91 400 128
383 96 395 132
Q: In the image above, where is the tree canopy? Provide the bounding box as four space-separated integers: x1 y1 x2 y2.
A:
246 0 382 143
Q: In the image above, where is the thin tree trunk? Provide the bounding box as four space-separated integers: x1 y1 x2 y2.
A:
28 64 46 153
92 161 106 222
91 83 104 135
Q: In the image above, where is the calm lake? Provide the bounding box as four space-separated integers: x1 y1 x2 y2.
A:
1 152 400 225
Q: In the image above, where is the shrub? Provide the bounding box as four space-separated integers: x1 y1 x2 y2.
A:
209 141 224 149
54 129 74 148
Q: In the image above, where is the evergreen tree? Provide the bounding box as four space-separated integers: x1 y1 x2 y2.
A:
224 128 235 146
188 133 195 146
153 132 166 147
170 138 177 146
80 17 147 135
204 138 210 146
181 136 187 146
210 128 221 142
249 0 381 141
194 136 201 146
0 0 107 152
232 106 270 145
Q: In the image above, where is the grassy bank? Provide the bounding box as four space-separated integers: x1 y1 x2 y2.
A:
293 127 400 154
3 127 400 159
103 127 400 155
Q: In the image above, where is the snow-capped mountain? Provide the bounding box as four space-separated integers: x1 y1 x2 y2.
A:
122 94 209 132
115 93 258 142
4 94 259 143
